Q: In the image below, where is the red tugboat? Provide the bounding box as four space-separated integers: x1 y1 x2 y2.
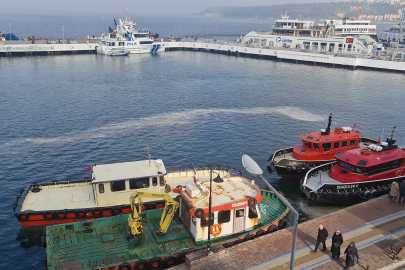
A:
301 126 405 205
267 114 376 178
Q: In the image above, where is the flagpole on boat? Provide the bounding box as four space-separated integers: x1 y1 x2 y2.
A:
242 155 299 270
207 167 213 253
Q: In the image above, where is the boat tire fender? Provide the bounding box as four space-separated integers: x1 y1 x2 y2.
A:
56 211 67 220
286 211 293 222
234 239 243 245
195 208 204 219
92 209 103 217
76 210 86 218
17 213 29 222
243 234 255 241
118 262 132 270
223 242 233 248
164 254 178 268
149 256 164 270
310 192 319 201
287 166 293 172
278 218 288 230
296 167 302 172
44 211 55 220
266 224 278 234
12 202 17 212
112 207 122 216
301 189 311 200
248 197 257 208
147 203 156 210
370 189 378 198
255 229 266 237
134 260 148 270
178 252 188 263
41 235 46 248
363 190 371 198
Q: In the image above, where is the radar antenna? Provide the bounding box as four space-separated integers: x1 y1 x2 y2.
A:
321 113 333 135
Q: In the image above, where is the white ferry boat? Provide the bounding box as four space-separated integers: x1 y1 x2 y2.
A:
96 7 164 55
379 22 405 46
243 11 381 55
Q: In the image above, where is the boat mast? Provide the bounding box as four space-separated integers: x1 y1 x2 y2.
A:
124 5 128 20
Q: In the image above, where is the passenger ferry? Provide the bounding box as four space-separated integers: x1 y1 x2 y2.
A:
243 11 382 55
96 6 164 55
13 158 242 226
45 160 290 270
301 127 405 205
378 20 405 46
267 114 376 178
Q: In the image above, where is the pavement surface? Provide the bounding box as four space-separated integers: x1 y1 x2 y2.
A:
174 197 405 270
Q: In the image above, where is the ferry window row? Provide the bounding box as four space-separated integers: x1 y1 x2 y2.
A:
98 177 165 193
197 207 258 227
338 158 403 175
303 139 356 151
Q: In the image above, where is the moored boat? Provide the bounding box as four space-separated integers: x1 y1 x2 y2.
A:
45 167 290 270
13 157 242 226
267 114 376 178
301 127 405 205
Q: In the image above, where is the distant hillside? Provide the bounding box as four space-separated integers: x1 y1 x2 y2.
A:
199 2 401 20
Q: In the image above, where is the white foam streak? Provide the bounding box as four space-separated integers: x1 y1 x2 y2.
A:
19 106 324 144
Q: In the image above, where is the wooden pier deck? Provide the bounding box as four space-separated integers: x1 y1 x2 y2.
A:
174 197 405 270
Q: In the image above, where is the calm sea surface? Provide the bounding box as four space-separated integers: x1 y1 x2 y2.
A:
1 14 405 269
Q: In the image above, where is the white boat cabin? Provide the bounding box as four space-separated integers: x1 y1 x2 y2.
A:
179 176 262 242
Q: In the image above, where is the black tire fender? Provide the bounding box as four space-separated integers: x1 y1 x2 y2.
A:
255 229 266 237
76 210 86 218
17 212 29 222
43 211 55 220
118 262 132 270
92 209 103 217
301 189 311 200
286 211 293 222
56 211 67 220
111 207 122 216
223 242 233 248
147 203 156 210
266 224 278 234
177 252 188 263
234 239 243 245
287 166 293 171
149 256 164 270
164 254 178 268
243 233 255 241
134 260 148 270
278 218 288 230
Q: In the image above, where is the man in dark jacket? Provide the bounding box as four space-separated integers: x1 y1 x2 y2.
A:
398 180 405 206
313 224 329 252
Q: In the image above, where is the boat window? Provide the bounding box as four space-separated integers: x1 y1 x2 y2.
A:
248 207 259 219
306 136 314 140
140 41 153 44
218 210 231 224
350 139 356 146
99 184 105 194
160 176 165 186
129 177 150 190
342 141 348 147
152 177 157 186
200 213 215 227
303 140 312 148
355 167 366 174
119 42 125 46
357 160 368 166
313 143 320 150
322 143 332 151
110 180 126 192
367 165 380 175
334 141 340 149
338 160 355 172
391 158 403 169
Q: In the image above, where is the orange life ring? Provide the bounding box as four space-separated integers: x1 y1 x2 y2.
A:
397 170 402 177
361 148 371 154
210 224 222 237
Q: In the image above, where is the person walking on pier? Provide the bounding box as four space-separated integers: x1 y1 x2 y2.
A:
344 241 359 268
331 230 343 259
313 224 328 253
390 180 399 203
398 180 405 206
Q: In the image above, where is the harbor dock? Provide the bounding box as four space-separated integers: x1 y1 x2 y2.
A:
174 197 405 270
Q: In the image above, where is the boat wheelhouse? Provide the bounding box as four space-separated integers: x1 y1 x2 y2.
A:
378 18 405 47
242 11 381 55
96 6 164 55
13 158 241 226
268 114 376 178
301 127 405 205
45 171 290 270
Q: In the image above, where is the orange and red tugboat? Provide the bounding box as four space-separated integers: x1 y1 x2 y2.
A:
301 126 405 205
267 114 376 178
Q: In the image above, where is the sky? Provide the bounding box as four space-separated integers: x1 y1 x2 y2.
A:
0 0 339 16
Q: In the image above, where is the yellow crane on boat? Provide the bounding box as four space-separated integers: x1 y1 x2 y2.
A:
128 191 179 238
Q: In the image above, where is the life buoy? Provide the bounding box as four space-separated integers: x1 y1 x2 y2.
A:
177 252 188 263
112 207 122 216
278 218 288 229
56 211 67 220
76 210 86 218
396 170 402 177
149 256 164 270
17 213 29 222
361 148 371 154
43 211 55 220
266 224 278 233
118 262 131 270
92 209 103 217
134 260 148 270
195 208 204 219
210 224 222 237
164 254 178 268
248 197 257 208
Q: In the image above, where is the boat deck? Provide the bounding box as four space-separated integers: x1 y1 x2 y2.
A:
46 191 288 270
304 170 342 191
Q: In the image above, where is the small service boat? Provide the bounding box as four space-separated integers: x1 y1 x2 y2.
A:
13 157 242 226
107 48 129 56
96 6 164 55
267 114 376 178
301 127 405 205
45 163 290 270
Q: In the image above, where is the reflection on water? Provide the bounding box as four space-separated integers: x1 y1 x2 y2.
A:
16 227 44 249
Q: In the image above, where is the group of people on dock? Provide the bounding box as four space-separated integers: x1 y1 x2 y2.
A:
390 179 405 205
313 225 359 269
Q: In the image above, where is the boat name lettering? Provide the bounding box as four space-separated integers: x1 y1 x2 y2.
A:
282 39 293 43
232 201 247 208
381 154 398 161
336 184 358 189
127 42 137 46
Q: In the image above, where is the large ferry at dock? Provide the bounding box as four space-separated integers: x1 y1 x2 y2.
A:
242 11 382 55
96 6 164 55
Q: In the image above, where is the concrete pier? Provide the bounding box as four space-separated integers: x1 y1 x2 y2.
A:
173 197 405 269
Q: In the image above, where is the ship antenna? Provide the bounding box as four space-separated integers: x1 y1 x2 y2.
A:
147 143 151 166
124 4 128 20
390 126 396 139
336 7 339 21
322 113 333 135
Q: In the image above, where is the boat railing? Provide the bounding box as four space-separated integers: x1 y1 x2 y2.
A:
303 161 336 186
